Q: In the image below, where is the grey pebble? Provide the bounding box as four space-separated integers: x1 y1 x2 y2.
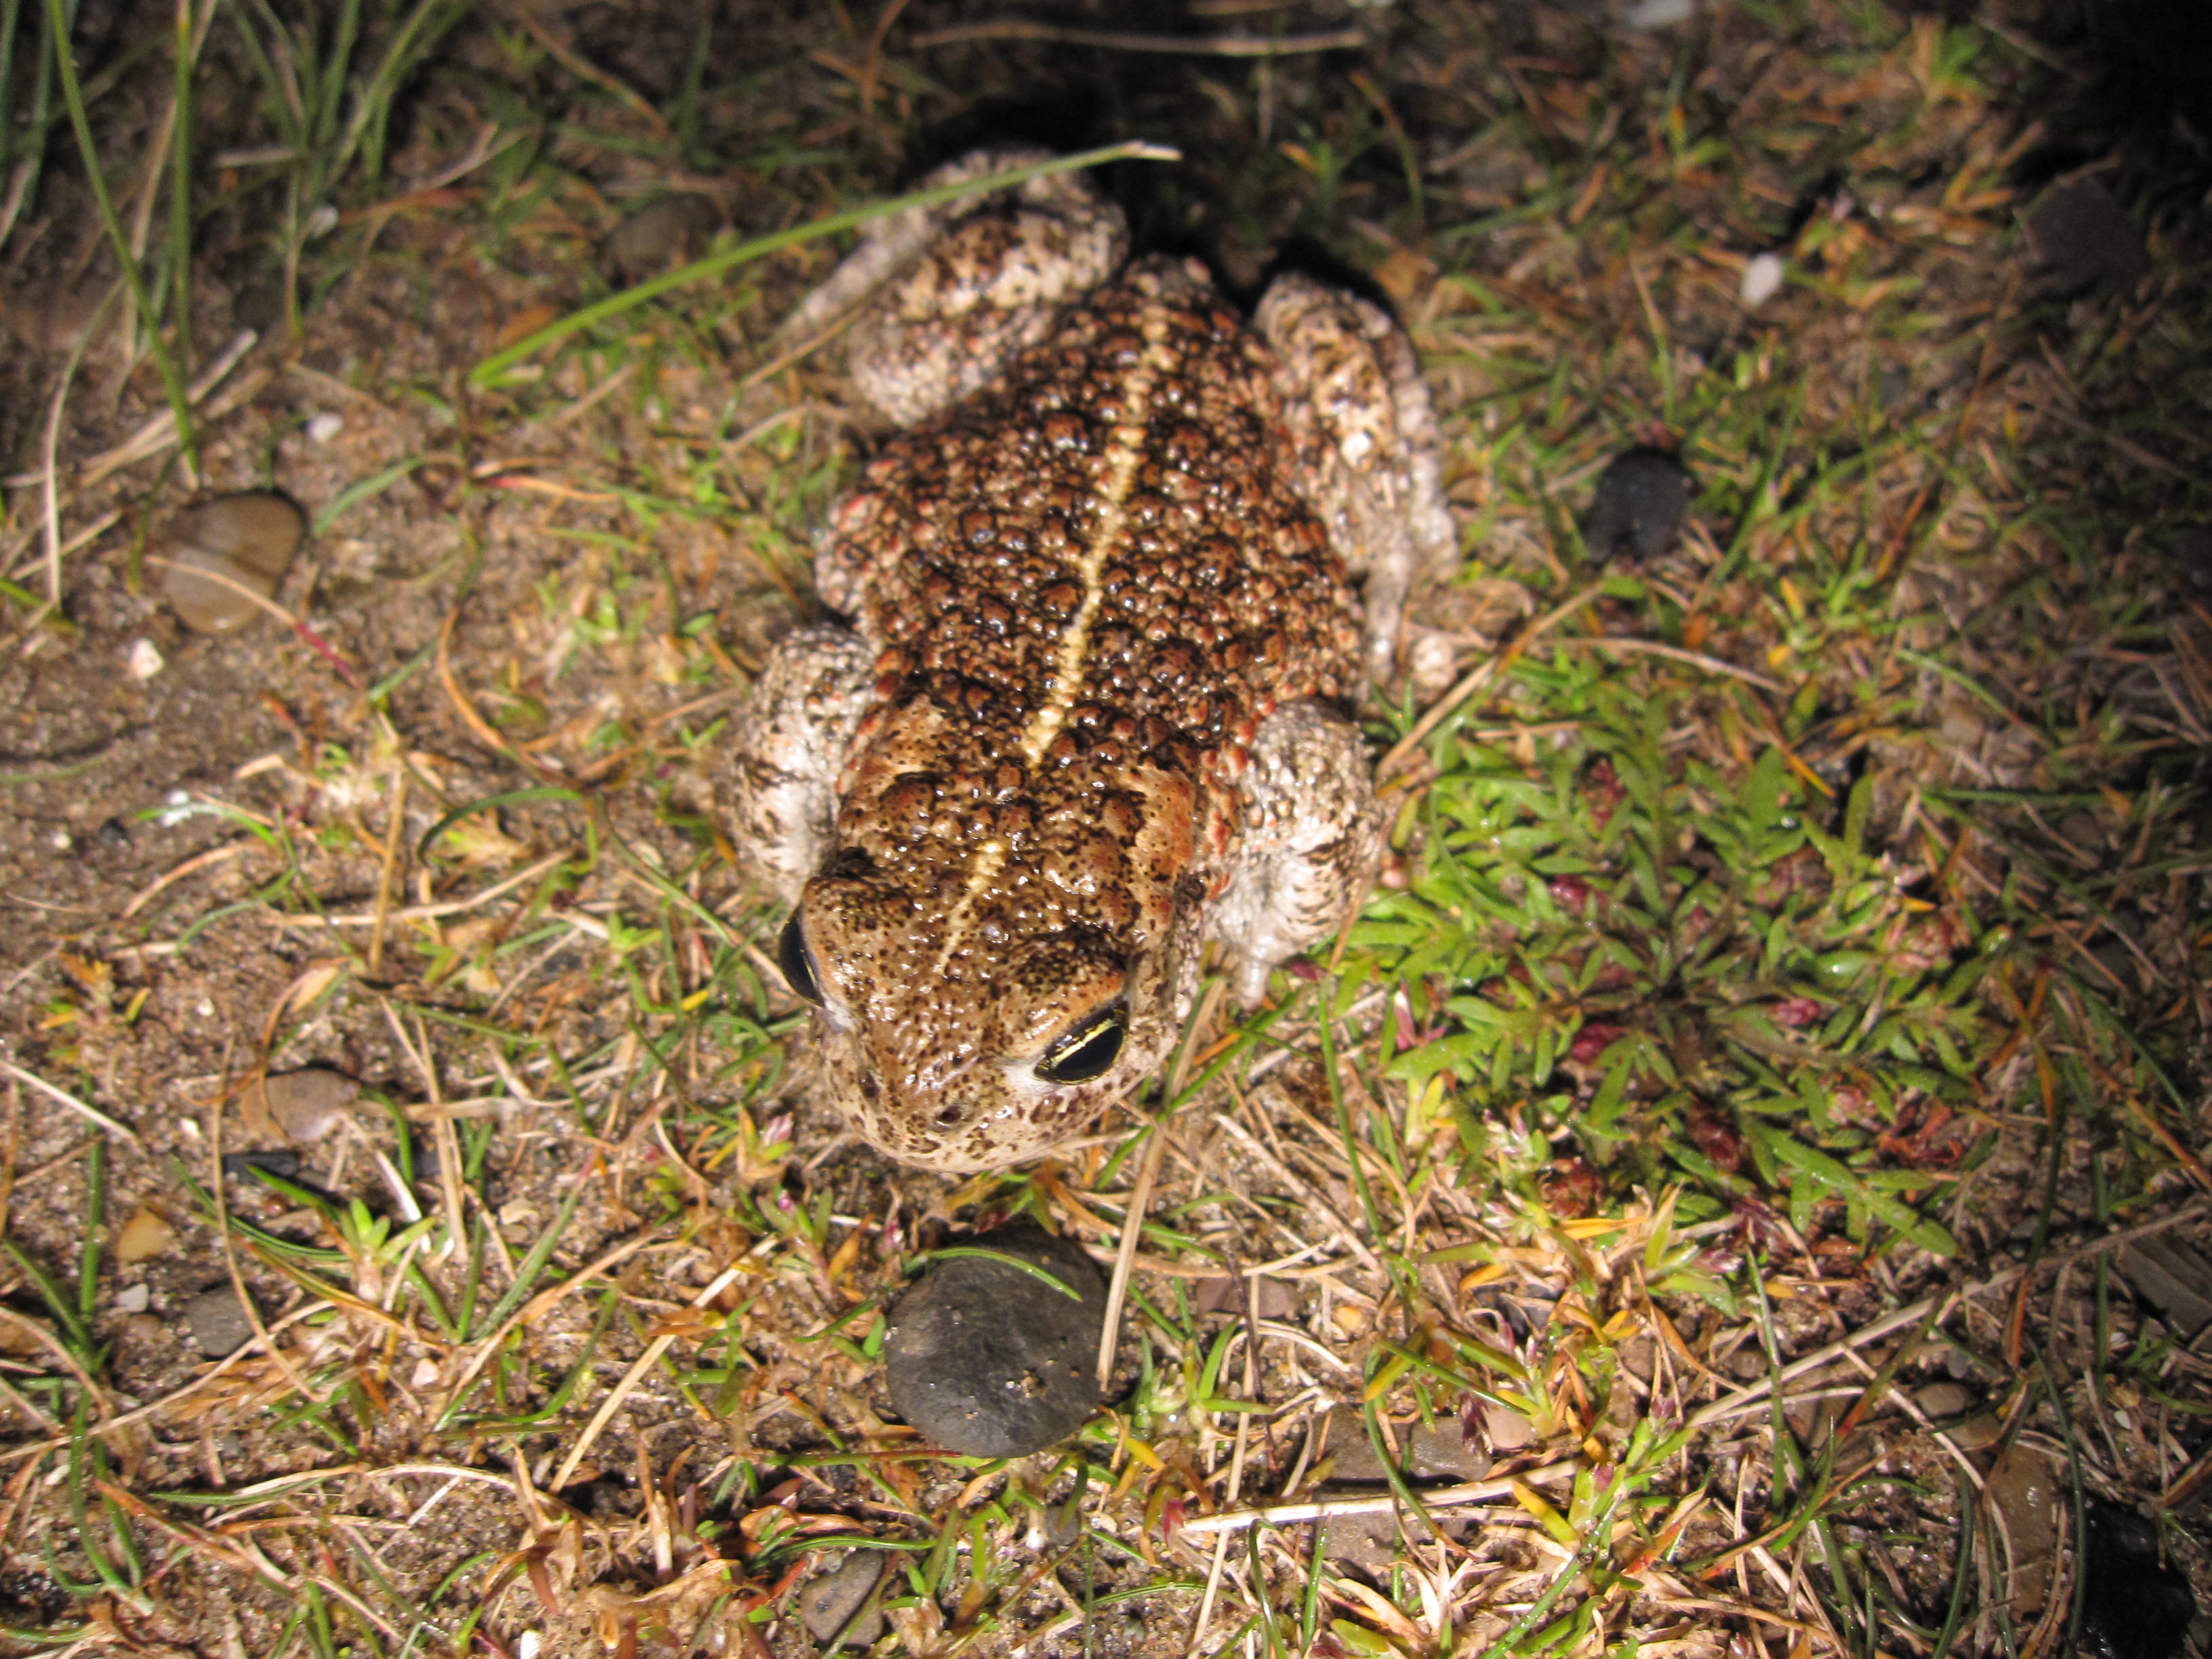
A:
1481 1399 1536 1451
884 1223 1103 1458
798 1549 889 1649
1314 1406 1490 1573
255 1068 359 1143
1910 1381 1974 1420
159 493 306 634
1944 1412 2005 1453
1193 1274 1295 1319
183 1286 259 1359
605 193 720 283
1584 447 1691 562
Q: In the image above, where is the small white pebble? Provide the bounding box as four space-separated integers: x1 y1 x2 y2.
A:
196 998 215 1018
178 1117 201 1139
411 1356 441 1389
1740 251 1786 308
1407 632 1457 694
49 830 71 851
1624 0 1694 25
114 1283 150 1314
304 203 338 238
518 1635 542 1659
126 638 164 680
1339 429 1374 463
305 411 344 444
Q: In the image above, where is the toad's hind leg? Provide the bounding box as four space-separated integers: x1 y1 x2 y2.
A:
779 148 1128 426
1258 273 1456 685
726 624 878 901
1208 699 1385 1007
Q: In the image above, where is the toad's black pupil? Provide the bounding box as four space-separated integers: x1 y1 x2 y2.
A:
778 915 823 1005
1038 1010 1124 1084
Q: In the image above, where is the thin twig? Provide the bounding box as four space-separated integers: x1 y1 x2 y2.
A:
1096 981 1222 1389
366 770 409 979
1544 633 1785 692
120 838 257 918
266 851 573 930
1376 581 1605 783
1177 1460 1577 1536
436 1227 668 1420
1685 1198 2211 1433
1 327 258 490
907 20 1364 54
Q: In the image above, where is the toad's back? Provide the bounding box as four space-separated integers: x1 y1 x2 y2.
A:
825 264 1360 803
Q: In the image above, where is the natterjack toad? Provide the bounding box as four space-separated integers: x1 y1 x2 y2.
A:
733 151 1454 1172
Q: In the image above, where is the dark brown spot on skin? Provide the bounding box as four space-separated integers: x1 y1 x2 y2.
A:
882 775 938 825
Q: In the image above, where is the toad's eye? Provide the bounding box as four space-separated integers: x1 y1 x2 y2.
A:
1036 1004 1126 1085
777 914 824 1006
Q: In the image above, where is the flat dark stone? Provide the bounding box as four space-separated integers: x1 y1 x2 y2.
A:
254 1067 359 1144
221 1148 302 1185
798 1549 889 1649
1584 447 1691 562
2082 1500 2196 1659
2158 525 2212 597
183 1286 258 1359
1311 1406 1492 1573
884 1223 1103 1458
605 193 720 283
2023 177 2148 299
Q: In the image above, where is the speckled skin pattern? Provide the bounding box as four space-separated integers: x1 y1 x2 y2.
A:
733 153 1454 1172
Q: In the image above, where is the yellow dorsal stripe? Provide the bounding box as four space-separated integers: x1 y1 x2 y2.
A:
931 302 1177 976
1019 305 1176 767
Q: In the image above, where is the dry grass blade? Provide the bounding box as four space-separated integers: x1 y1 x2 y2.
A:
548 1265 743 1493
0 1060 141 1147
1376 579 1605 781
905 20 1366 53
1 327 258 491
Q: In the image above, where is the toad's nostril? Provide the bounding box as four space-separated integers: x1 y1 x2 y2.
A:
933 1101 969 1129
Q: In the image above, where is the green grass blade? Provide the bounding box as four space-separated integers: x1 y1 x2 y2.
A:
46 0 197 469
467 140 1179 386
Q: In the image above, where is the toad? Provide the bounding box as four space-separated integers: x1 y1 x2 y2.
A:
731 150 1454 1171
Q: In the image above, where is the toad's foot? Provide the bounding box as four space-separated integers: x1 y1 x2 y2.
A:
726 623 878 901
784 148 1128 426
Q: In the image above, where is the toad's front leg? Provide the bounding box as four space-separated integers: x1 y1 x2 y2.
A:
726 623 878 901
1207 699 1385 1007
